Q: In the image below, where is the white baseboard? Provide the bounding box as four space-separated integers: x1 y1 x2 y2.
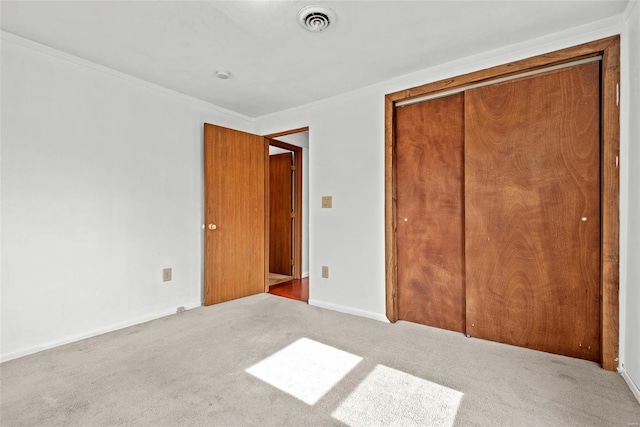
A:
308 299 390 323
620 366 640 404
302 272 309 278
0 301 201 363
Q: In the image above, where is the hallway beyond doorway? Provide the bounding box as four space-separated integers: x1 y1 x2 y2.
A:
269 277 309 303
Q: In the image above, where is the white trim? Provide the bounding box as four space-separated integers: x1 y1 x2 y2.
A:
624 0 639 22
302 272 310 278
620 366 640 404
0 30 252 123
0 302 202 363
617 8 631 375
309 299 390 323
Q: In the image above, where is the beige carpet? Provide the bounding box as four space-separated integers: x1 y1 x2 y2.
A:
1 293 639 426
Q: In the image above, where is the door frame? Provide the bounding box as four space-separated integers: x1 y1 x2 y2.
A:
384 36 620 370
268 152 295 277
264 127 308 289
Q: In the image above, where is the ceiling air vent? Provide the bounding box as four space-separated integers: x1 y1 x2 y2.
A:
297 5 337 32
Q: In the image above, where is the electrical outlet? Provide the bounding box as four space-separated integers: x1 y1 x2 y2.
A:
322 266 329 278
176 306 185 314
163 268 172 282
322 196 332 208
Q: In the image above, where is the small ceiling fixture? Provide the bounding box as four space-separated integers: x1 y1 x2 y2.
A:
216 71 231 80
297 5 337 32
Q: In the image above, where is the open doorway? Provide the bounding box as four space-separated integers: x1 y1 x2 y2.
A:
266 129 309 302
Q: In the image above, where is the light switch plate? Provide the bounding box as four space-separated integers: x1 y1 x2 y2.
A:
322 266 329 278
322 196 332 208
163 268 172 282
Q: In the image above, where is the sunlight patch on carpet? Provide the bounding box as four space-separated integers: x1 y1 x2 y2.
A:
332 364 463 427
245 337 362 405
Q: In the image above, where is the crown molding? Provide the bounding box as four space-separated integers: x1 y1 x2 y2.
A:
624 0 638 21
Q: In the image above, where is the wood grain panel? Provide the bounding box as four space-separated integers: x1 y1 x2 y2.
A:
269 152 293 275
600 37 620 370
385 95 399 322
265 127 309 139
388 37 616 104
204 124 266 305
386 36 619 370
396 94 465 333
292 148 302 279
464 63 601 361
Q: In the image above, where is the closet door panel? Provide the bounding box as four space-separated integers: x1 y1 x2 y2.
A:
464 62 601 361
396 94 465 333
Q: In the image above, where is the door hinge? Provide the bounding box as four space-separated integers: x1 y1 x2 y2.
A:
291 259 295 265
291 165 296 171
291 212 296 218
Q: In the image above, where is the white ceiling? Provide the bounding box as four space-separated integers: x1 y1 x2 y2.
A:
0 1 628 118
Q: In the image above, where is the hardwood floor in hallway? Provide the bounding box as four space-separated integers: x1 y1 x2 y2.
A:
268 277 309 303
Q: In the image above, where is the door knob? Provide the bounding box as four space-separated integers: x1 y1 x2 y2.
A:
208 224 217 230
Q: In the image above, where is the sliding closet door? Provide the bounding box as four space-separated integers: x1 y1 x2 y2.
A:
396 94 465 333
464 62 601 361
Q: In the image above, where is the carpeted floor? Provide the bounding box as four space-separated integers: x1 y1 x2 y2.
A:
1 293 639 426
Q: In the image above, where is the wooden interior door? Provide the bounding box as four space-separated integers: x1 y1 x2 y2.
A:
396 94 466 333
464 62 601 361
269 152 293 276
204 124 266 305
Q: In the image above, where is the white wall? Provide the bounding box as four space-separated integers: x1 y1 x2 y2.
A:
621 0 640 401
256 90 389 322
0 34 253 361
268 146 290 155
254 17 633 335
